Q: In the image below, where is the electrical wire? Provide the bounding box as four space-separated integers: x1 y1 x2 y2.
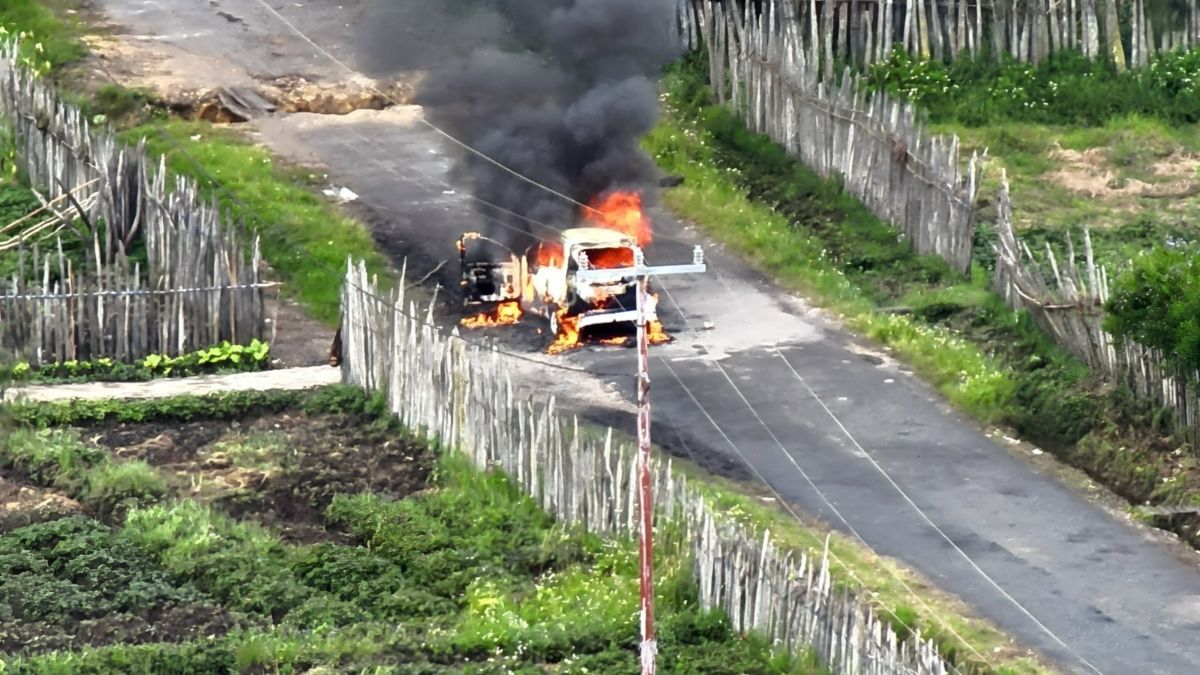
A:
142 125 636 379
652 279 1101 673
247 0 600 217
102 8 1098 669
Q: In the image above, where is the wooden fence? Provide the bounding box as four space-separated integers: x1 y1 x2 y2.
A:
0 40 266 364
687 0 1200 74
991 173 1200 447
341 260 953 675
679 0 982 274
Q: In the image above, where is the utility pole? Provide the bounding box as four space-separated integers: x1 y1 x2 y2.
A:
576 244 706 675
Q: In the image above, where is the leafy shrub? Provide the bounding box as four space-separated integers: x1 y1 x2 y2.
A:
1 516 201 625
1105 245 1200 372
1 428 106 491
10 389 306 428
866 47 1200 127
121 501 311 619
1 340 271 384
288 543 455 620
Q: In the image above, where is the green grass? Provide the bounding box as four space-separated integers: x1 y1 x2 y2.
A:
645 76 1018 426
120 120 393 324
0 0 86 72
931 114 1200 248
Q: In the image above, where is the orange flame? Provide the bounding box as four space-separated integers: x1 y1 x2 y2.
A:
648 319 670 345
461 300 522 328
586 191 651 246
545 300 671 355
584 247 634 269
537 241 564 267
547 309 581 354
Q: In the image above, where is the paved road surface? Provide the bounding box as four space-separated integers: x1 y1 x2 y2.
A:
83 1 1200 671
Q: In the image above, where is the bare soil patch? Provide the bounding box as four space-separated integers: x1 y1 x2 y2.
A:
0 477 83 533
1 604 238 656
89 411 432 542
1046 144 1200 202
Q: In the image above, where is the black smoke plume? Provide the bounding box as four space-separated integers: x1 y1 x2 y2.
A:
356 0 682 251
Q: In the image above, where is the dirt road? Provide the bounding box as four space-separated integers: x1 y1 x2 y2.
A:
81 1 1200 672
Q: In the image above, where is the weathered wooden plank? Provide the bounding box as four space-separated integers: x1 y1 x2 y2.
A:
0 38 266 364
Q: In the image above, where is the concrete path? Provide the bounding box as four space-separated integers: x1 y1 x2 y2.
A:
2 366 341 402
82 2 1200 672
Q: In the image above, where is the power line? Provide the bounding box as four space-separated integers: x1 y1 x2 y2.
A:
97 10 1091 669
327 74 1070 667
140 126 635 379
646 284 989 674
247 0 600 217
771 349 1103 674
653 278 1101 674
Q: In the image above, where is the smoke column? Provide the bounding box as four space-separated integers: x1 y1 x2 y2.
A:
356 0 682 250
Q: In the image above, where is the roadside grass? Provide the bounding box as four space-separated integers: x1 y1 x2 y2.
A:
645 78 1018 426
0 0 86 72
119 120 392 325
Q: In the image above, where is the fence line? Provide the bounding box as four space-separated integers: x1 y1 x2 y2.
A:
991 174 1200 447
699 0 1199 75
341 260 953 675
0 40 266 364
680 0 982 274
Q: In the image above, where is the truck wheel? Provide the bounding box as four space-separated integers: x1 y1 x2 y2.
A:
549 310 560 337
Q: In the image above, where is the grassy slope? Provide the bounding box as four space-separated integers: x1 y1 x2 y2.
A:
0 389 815 674
0 0 86 72
936 115 1200 265
124 120 393 325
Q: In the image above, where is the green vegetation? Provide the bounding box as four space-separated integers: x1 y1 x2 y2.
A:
0 1 86 73
649 59 1099 446
0 390 815 673
867 48 1200 127
7 389 309 428
123 120 392 324
651 53 1200 571
2 340 272 384
1105 246 1200 372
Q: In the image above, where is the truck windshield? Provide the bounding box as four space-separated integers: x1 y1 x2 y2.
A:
578 247 634 270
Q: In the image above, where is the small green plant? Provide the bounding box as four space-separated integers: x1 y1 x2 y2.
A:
1105 245 1200 372
866 47 1200 127
1 340 272 384
9 389 308 429
83 460 168 517
210 430 293 470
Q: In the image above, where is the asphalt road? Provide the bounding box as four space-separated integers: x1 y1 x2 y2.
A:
89 1 1200 672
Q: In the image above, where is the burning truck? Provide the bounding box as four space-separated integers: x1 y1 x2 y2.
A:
458 192 701 353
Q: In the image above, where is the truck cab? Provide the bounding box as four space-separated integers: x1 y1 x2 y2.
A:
457 227 657 337
528 227 657 333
